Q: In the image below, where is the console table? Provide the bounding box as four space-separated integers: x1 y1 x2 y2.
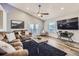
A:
57 31 74 42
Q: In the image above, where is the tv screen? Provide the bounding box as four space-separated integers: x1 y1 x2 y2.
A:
11 20 24 29
57 17 78 30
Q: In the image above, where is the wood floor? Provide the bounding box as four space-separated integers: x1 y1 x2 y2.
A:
37 36 79 56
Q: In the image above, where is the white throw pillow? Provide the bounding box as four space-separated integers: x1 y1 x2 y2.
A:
6 32 16 42
0 41 16 53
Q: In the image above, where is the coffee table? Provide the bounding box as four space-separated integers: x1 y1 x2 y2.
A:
31 36 48 43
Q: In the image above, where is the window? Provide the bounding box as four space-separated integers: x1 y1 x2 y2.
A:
29 24 39 35
48 22 57 33
29 24 34 33
36 24 39 34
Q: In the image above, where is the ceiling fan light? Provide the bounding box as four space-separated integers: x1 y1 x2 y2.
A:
37 13 41 17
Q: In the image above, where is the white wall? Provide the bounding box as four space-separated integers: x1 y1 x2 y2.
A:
0 11 3 29
44 10 79 43
7 9 43 32
1 4 43 33
0 4 7 32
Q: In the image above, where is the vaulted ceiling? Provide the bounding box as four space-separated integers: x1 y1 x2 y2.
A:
9 3 79 20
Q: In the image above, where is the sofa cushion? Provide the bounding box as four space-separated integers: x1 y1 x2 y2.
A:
14 46 23 50
0 48 7 55
0 41 16 53
11 42 23 47
5 49 29 56
11 39 21 42
0 34 4 41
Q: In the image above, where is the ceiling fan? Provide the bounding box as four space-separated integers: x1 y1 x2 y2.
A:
37 5 49 17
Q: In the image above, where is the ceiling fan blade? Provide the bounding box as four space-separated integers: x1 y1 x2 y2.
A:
41 13 49 15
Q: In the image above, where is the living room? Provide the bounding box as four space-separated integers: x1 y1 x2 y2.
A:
0 3 79 56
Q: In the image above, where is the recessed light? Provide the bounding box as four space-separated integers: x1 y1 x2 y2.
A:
60 7 64 10
14 16 16 17
26 8 29 10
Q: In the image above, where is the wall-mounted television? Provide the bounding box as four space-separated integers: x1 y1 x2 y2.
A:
11 20 24 29
57 17 78 30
